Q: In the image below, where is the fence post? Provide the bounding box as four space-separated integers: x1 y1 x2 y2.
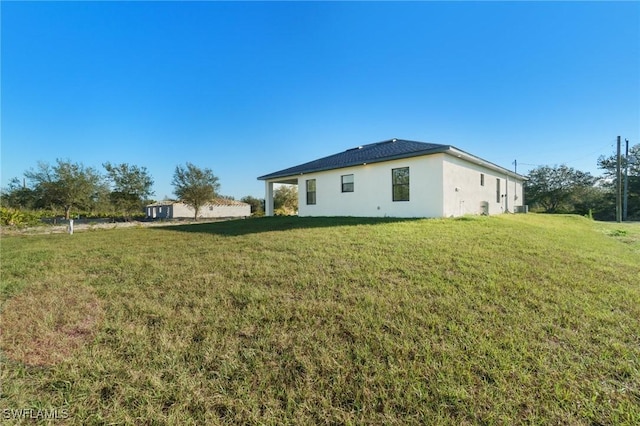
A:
69 219 74 235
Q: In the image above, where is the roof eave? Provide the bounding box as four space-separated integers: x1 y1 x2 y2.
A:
257 146 451 181
257 144 527 182
445 147 527 180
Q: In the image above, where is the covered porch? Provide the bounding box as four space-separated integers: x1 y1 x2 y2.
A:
264 177 299 216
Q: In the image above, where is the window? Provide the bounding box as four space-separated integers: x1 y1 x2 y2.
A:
392 167 410 201
496 178 501 203
306 179 316 205
341 174 354 192
480 173 485 186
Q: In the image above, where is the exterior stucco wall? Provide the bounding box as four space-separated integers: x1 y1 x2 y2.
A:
147 203 250 219
146 204 173 219
173 203 250 218
295 155 445 218
205 204 251 218
262 148 526 218
441 155 524 216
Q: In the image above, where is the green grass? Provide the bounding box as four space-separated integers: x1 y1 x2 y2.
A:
1 214 639 424
594 220 640 253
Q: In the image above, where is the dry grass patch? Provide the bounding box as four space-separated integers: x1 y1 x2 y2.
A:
1 281 103 366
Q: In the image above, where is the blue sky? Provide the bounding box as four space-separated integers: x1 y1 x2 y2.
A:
2 1 639 200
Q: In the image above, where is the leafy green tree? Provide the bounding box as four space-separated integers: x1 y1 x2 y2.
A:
91 181 115 216
103 162 155 218
241 195 264 216
571 185 609 218
525 165 597 213
172 163 220 220
25 160 103 219
598 143 640 219
598 143 640 179
0 177 37 209
274 185 298 215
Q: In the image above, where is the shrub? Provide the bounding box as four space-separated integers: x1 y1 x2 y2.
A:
0 207 42 227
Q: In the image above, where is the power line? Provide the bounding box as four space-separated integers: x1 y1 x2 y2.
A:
562 142 616 166
513 140 618 176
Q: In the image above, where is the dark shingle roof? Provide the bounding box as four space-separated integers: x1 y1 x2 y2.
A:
258 139 450 180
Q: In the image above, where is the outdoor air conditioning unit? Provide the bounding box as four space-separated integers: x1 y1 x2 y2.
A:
514 205 529 214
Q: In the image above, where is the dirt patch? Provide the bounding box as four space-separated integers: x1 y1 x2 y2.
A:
0 282 104 367
1 218 240 236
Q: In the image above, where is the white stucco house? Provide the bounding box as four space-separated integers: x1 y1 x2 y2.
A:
258 139 526 218
146 199 250 220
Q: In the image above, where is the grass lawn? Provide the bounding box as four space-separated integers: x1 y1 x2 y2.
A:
1 214 639 424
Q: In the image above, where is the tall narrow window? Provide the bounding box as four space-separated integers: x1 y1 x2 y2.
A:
341 174 354 192
306 179 316 205
392 167 410 201
496 178 501 203
480 173 485 186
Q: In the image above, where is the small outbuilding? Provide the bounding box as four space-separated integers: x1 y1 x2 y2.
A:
258 138 527 218
146 199 250 220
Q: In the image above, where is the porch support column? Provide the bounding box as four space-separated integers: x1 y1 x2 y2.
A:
265 181 274 216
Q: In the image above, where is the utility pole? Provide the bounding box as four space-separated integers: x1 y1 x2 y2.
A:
616 136 622 223
623 139 629 221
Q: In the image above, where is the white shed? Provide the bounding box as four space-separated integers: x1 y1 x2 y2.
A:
146 199 250 220
258 139 526 218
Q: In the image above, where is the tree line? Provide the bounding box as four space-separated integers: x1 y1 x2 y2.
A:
525 143 639 220
1 160 218 220
0 159 299 223
2 160 155 220
4 143 635 223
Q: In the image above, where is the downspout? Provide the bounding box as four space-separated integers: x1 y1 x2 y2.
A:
505 174 509 213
